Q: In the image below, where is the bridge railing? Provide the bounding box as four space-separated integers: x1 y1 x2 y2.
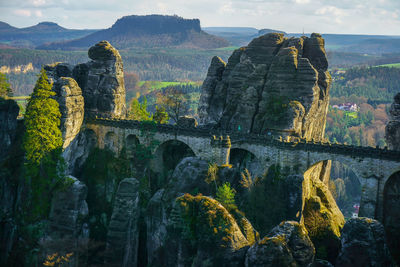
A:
86 117 400 162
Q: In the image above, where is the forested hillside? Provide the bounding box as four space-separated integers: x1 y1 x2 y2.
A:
331 66 400 102
0 47 234 95
325 66 399 147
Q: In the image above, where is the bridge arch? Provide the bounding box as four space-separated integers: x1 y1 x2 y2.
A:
83 128 98 149
151 139 196 176
383 170 400 264
230 148 262 177
104 131 118 154
125 134 140 159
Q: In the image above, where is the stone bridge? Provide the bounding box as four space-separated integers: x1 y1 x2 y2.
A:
84 117 400 222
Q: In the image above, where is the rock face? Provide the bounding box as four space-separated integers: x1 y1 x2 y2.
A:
0 99 19 161
41 41 127 174
177 194 256 266
245 221 315 267
145 157 257 266
336 218 394 267
302 161 345 262
76 40 126 118
386 92 400 150
198 33 331 141
45 176 89 266
53 77 85 149
105 178 140 267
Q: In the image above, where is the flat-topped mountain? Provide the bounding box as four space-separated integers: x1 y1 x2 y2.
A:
0 21 96 48
38 15 230 50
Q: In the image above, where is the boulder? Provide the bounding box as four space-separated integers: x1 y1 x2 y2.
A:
0 99 19 161
385 92 400 150
76 40 126 118
176 116 198 128
336 218 394 267
105 178 140 267
198 33 331 141
245 221 315 267
177 194 256 266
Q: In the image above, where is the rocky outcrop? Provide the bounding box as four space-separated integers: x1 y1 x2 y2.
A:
145 157 211 265
105 178 140 267
245 221 315 267
41 41 127 174
302 161 345 262
145 157 257 266
385 92 400 150
336 218 394 267
75 40 126 119
45 63 85 149
53 77 85 149
0 99 19 161
198 33 331 141
44 176 89 266
177 194 256 266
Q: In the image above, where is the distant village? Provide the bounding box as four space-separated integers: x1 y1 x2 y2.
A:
332 103 359 112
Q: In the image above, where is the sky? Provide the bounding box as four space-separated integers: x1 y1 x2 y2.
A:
0 0 399 35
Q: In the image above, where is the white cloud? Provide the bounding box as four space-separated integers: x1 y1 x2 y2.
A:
1 0 400 34
31 0 46 7
295 0 311 4
14 9 31 17
219 1 235 14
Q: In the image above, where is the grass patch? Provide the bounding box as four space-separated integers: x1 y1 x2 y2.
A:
345 111 358 119
375 63 400 68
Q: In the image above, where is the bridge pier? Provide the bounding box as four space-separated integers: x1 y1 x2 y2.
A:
210 136 231 166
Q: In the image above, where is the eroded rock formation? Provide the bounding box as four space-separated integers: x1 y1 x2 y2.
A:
44 176 89 266
302 161 345 263
336 218 394 267
245 221 315 267
198 33 331 141
386 92 400 150
105 178 140 267
79 40 126 118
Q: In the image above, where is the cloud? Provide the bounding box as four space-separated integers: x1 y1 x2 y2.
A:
14 9 31 17
0 0 400 34
35 10 42 17
295 0 311 4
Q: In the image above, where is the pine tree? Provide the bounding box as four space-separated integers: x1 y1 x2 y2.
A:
153 105 169 124
129 97 152 121
216 182 236 211
23 68 64 219
24 68 62 164
0 73 12 98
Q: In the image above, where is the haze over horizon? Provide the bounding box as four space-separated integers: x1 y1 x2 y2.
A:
0 0 399 35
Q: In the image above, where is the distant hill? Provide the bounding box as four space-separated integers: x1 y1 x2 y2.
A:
38 15 230 50
0 21 97 48
287 33 400 54
203 27 286 46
